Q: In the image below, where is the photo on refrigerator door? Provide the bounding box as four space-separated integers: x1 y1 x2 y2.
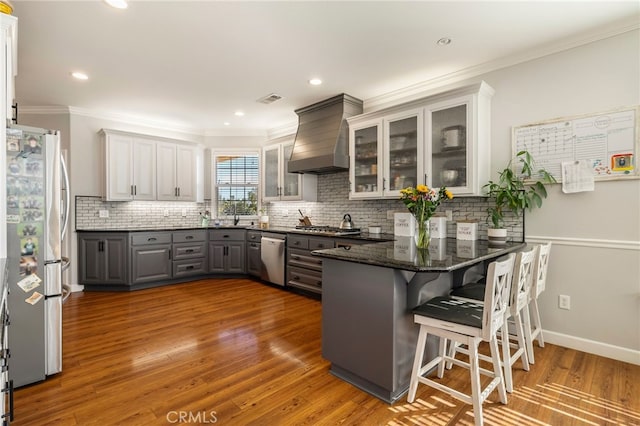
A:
20 255 38 276
20 236 39 256
18 222 42 237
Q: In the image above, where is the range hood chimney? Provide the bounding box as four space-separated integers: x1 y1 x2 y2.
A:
288 94 363 174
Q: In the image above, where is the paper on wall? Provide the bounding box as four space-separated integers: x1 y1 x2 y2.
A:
562 160 595 193
25 291 44 305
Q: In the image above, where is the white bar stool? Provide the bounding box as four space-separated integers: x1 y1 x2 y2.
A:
407 254 515 426
528 242 552 364
449 247 537 393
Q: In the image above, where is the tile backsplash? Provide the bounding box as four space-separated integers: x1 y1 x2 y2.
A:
267 172 523 241
75 171 523 241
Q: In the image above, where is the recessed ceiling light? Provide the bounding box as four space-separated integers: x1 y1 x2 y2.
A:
104 0 128 9
223 122 230 126
309 78 322 86
234 111 245 117
436 37 452 46
71 71 89 80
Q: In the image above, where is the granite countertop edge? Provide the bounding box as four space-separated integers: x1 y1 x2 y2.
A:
75 226 395 241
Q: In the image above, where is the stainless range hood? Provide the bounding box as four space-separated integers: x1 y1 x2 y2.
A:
287 94 363 174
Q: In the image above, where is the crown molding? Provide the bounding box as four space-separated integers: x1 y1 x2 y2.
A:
365 21 640 112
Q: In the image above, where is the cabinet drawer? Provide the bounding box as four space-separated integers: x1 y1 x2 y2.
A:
208 229 245 241
173 242 207 260
288 266 322 290
173 259 208 278
287 249 322 271
173 230 206 243
246 230 262 242
287 235 309 249
131 232 172 246
309 238 335 251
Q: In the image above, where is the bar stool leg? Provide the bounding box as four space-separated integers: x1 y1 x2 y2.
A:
522 303 536 364
408 326 429 403
469 340 483 426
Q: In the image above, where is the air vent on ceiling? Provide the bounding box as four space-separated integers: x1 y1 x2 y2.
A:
257 93 283 104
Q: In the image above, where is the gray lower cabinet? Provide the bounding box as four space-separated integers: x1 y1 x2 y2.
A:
172 230 208 278
78 232 129 285
130 232 172 284
246 230 262 277
287 235 335 294
209 229 246 274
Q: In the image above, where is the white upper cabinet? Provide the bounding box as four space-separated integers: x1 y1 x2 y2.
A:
101 130 156 201
101 129 202 202
156 142 201 202
262 140 317 202
348 81 493 198
1 14 16 123
0 13 17 258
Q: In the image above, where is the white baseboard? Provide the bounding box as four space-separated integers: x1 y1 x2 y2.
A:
543 330 640 365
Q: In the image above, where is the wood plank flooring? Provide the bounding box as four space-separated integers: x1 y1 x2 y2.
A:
12 278 640 425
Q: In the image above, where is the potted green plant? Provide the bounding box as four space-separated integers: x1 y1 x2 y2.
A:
485 150 556 243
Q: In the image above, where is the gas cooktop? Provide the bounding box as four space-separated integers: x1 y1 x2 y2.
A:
294 225 361 236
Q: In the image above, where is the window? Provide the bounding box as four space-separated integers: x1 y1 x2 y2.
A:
212 151 259 218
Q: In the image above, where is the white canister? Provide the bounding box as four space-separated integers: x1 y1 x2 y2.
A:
429 216 447 238
456 220 478 240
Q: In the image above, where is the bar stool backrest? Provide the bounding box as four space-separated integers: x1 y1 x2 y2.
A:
509 246 538 316
482 253 516 341
532 242 552 299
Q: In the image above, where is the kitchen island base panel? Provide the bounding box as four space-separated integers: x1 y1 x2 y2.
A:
322 259 453 403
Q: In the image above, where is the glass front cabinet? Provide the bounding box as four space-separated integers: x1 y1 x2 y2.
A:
262 140 317 202
348 81 493 199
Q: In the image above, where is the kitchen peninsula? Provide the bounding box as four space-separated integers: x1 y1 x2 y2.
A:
313 239 525 403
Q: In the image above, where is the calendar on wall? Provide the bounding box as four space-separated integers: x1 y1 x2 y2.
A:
512 106 639 182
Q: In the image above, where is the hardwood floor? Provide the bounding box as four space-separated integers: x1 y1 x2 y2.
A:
12 278 640 425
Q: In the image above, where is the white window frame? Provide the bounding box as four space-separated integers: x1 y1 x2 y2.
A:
211 149 260 220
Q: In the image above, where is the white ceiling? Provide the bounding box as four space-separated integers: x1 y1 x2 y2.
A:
10 0 640 135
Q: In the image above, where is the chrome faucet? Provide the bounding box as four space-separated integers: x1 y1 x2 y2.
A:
233 204 240 226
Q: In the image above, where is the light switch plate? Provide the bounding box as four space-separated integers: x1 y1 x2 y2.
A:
181 209 187 217
99 209 109 218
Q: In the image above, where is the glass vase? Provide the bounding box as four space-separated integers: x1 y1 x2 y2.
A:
415 219 430 249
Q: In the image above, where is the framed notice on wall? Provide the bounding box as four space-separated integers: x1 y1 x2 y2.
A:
512 106 639 182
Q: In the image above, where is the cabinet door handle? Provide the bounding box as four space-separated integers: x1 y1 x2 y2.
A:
292 255 300 260
99 241 104 252
293 275 300 280
294 241 300 245
186 249 194 253
424 174 428 184
317 280 322 285
223 235 230 238
317 244 324 248
382 177 386 191
186 235 194 240
186 265 194 270
178 187 181 197
147 237 157 242
130 185 134 196
134 185 137 196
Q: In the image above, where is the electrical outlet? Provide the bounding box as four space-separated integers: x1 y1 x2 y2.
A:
445 210 453 221
98 209 109 218
283 209 289 217
558 295 571 310
181 209 187 217
163 209 169 217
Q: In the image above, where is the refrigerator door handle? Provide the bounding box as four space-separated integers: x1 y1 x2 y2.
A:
60 152 70 242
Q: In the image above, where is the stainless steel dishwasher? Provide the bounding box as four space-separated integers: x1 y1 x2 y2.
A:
260 233 286 286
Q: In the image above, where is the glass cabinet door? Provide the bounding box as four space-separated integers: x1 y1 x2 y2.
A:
386 115 419 194
263 145 279 199
352 124 381 196
430 103 468 190
281 142 300 198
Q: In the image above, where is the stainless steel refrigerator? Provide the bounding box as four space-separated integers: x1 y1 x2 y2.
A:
5 124 68 387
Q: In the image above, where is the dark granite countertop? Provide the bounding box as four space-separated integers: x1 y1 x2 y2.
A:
75 226 394 242
312 238 525 272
